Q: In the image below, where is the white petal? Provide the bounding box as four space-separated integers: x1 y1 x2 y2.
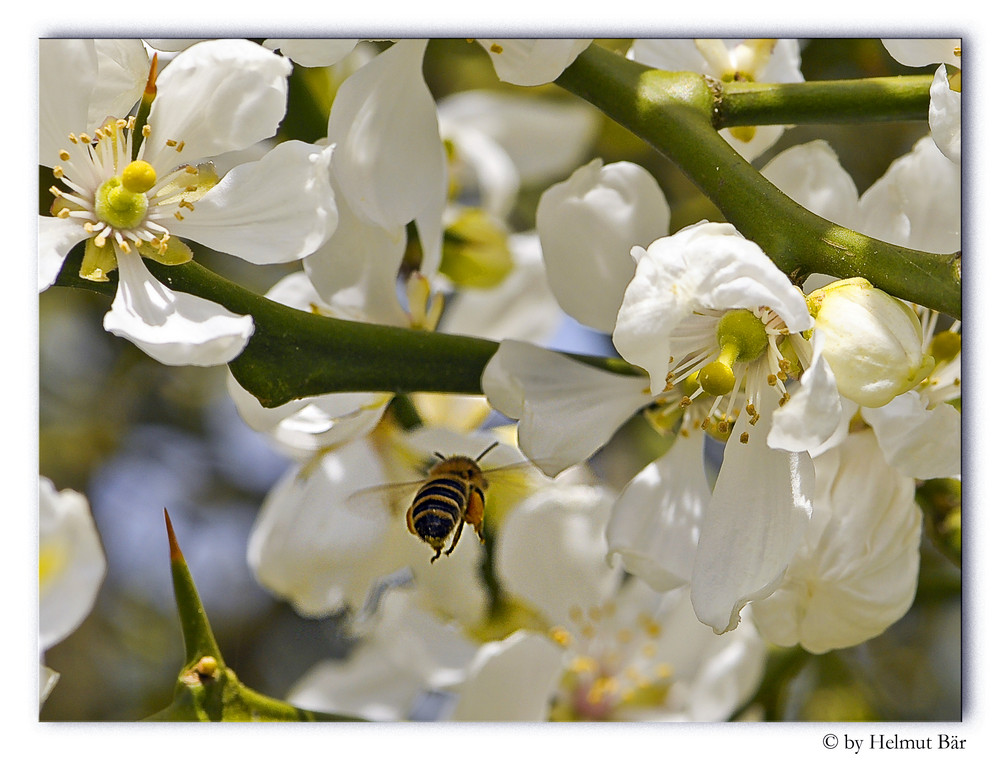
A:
437 90 600 185
769 330 844 453
263 39 359 67
929 64 961 163
881 38 961 68
477 39 591 86
638 587 766 721
40 663 60 706
752 430 921 653
537 159 670 332
862 391 961 479
38 216 89 291
855 135 960 253
760 140 859 228
328 40 448 243
496 484 619 623
449 631 564 721
247 440 406 617
89 40 149 129
303 172 409 327
614 221 811 394
227 370 388 458
437 233 564 344
103 251 254 366
691 398 814 633
170 140 338 263
481 340 650 476
144 39 291 169
606 432 709 591
39 39 98 166
39 478 106 651
287 588 478 720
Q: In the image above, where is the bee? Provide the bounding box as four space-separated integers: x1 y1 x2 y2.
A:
406 442 498 562
348 440 544 563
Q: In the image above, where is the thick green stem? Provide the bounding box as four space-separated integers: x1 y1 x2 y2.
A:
556 45 960 319
53 246 636 407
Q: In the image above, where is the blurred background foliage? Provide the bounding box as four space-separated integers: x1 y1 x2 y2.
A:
38 38 959 721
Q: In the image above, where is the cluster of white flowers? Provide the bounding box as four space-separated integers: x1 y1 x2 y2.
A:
38 38 960 721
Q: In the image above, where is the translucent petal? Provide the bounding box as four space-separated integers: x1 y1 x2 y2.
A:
769 330 845 453
477 39 591 86
169 140 338 264
855 135 960 254
38 216 89 291
496 484 619 623
691 398 814 634
103 250 254 366
328 40 447 242
143 39 292 169
613 221 811 394
606 432 709 591
481 340 650 476
263 38 359 67
246 440 408 617
862 391 961 479
761 140 859 228
303 172 408 327
39 38 98 166
929 64 961 163
881 38 961 68
537 159 670 332
449 632 564 721
89 40 149 129
437 90 600 185
39 478 106 651
752 430 921 653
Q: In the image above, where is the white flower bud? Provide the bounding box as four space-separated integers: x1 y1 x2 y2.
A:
807 278 934 407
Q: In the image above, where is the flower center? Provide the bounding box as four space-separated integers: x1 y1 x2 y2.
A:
547 600 675 721
94 160 157 229
699 309 769 396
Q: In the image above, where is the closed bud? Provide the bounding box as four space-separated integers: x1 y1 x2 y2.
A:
807 278 934 407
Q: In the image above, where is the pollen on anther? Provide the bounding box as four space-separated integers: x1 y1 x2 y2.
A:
58 149 70 161
174 211 185 221
549 626 573 647
142 125 151 138
740 432 749 444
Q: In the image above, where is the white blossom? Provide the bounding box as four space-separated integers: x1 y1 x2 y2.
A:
40 38 338 366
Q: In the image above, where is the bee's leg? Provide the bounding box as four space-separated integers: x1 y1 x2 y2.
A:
429 546 443 564
465 490 486 543
444 519 465 557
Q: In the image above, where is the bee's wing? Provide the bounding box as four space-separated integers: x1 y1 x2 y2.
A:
344 478 423 517
480 461 554 520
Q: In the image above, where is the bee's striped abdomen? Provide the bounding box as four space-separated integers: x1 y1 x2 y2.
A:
409 478 468 541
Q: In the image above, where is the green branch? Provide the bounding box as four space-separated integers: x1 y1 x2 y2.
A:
716 75 934 127
53 246 636 407
556 45 960 319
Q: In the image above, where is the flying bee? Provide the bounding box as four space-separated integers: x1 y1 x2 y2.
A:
347 441 545 563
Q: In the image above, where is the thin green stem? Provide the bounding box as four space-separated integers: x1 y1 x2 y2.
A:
716 75 934 127
556 45 960 319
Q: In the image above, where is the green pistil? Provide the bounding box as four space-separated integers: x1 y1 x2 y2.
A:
700 309 769 397
94 160 157 230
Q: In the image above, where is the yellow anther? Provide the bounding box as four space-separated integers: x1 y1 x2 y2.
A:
58 149 70 161
654 663 674 680
740 432 749 444
549 626 573 647
570 656 599 674
56 208 70 219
